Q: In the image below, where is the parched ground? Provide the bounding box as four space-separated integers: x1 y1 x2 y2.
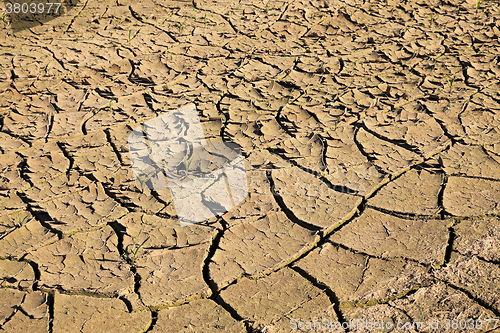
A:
1 0 500 332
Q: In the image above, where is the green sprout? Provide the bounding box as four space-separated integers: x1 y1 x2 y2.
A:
476 0 481 14
176 21 185 33
429 13 439 25
134 167 158 193
334 117 341 130
134 171 147 193
184 154 194 173
436 64 464 91
14 212 29 227
128 28 132 41
125 229 150 264
183 143 194 174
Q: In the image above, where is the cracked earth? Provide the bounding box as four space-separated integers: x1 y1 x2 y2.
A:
1 0 500 332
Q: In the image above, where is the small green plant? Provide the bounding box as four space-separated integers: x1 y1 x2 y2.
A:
334 117 340 130
476 0 481 14
176 21 185 33
134 171 147 193
128 28 132 41
184 154 194 173
429 13 439 25
14 212 29 227
436 64 464 91
125 230 150 264
134 167 157 192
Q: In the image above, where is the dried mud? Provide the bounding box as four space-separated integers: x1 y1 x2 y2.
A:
0 0 499 332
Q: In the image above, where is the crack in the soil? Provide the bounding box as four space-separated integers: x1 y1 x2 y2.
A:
366 204 442 220
290 266 349 331
476 255 500 266
44 113 55 143
436 172 448 220
0 303 19 330
444 174 500 183
127 5 179 43
202 227 246 323
267 170 323 232
352 126 378 163
357 121 423 156
55 142 74 177
14 152 34 188
328 240 430 267
64 0 89 34
440 280 500 317
16 192 63 240
143 310 158 332
104 128 124 165
319 175 360 195
47 292 54 333
420 100 457 143
441 223 457 269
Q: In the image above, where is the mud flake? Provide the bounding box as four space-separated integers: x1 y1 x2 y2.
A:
443 176 500 216
39 182 128 234
0 221 58 259
0 259 35 289
356 128 421 175
210 211 319 288
53 293 150 333
0 289 49 332
390 282 498 332
453 216 500 262
220 267 340 333
0 133 29 152
136 242 211 308
295 243 429 306
0 152 30 190
222 169 280 227
439 144 500 180
22 171 87 203
272 166 362 228
25 226 133 295
324 162 386 197
17 142 69 184
368 169 443 216
151 299 245 333
435 253 500 313
330 208 449 266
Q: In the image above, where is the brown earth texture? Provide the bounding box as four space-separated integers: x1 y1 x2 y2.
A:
1 0 500 332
